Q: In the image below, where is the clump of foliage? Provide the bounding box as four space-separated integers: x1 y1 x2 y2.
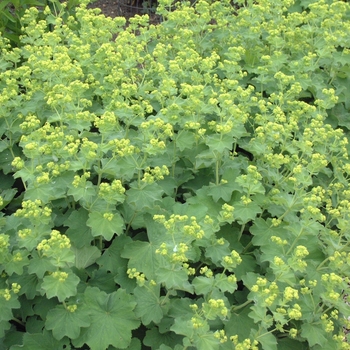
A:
1 0 350 349
0 0 80 46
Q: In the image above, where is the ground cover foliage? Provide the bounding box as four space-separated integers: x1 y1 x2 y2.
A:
0 0 350 348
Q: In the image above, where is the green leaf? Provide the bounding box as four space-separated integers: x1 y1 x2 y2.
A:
123 338 142 350
121 240 159 279
277 337 308 350
234 254 257 281
133 284 164 325
250 218 289 249
67 180 96 203
65 208 93 248
97 235 132 274
0 294 20 323
187 187 222 218
74 245 101 269
4 251 29 275
9 329 70 350
24 182 66 203
156 266 193 292
41 271 80 302
87 268 117 293
45 305 90 340
255 331 278 350
215 273 238 293
232 200 262 224
87 210 124 241
0 188 17 209
194 332 220 350
300 323 327 347
144 326 183 349
175 130 196 151
205 239 230 265
192 276 215 295
126 182 164 210
28 253 55 278
206 179 240 202
73 287 140 350
170 317 194 338
225 306 257 341
205 133 234 153
8 272 39 299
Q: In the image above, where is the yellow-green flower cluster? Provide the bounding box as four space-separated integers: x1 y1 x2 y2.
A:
286 245 309 272
142 165 169 183
321 273 346 302
153 214 188 229
139 118 173 155
11 157 25 170
0 234 10 254
103 212 114 221
12 251 23 263
184 217 205 239
37 230 71 255
127 267 146 287
98 180 126 202
208 119 234 134
15 200 52 220
18 123 68 158
199 266 214 278
182 262 195 276
321 313 336 333
214 329 228 344
0 283 21 301
230 336 259 350
108 138 137 157
283 286 299 302
51 271 69 282
0 288 11 301
19 114 41 132
80 137 98 160
329 251 350 273
11 283 21 294
140 118 173 138
17 228 32 240
94 112 118 133
219 203 234 222
72 172 90 188
287 304 302 320
190 314 206 329
250 277 280 307
299 279 318 295
67 304 78 313
221 250 242 271
236 165 264 195
271 235 288 246
63 134 81 156
202 298 228 320
155 241 190 264
170 243 189 263
46 160 71 178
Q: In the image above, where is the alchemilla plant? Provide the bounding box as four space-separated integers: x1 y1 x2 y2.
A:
0 0 350 348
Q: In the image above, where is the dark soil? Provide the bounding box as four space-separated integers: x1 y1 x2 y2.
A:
87 0 161 23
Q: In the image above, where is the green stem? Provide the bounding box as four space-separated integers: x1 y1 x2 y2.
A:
215 159 220 185
126 211 137 235
285 226 304 256
317 240 350 271
238 224 246 241
231 299 253 312
11 317 25 326
242 240 253 254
